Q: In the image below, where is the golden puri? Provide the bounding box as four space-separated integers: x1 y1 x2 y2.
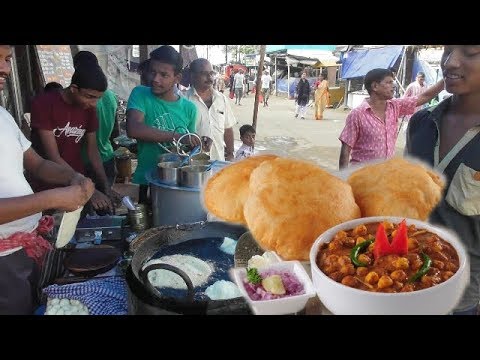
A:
202 154 278 224
347 157 445 221
243 157 361 261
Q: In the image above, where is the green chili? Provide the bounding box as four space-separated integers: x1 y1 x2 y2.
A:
350 239 374 267
408 253 432 283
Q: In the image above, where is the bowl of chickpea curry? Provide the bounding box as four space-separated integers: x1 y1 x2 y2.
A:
309 217 469 315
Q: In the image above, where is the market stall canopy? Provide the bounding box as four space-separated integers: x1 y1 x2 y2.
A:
341 45 404 79
267 47 339 67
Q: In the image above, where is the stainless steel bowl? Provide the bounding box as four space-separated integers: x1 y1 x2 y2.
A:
180 165 212 188
158 153 187 164
190 153 210 166
157 161 182 185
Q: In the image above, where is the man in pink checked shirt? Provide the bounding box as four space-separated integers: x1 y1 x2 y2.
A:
338 68 444 169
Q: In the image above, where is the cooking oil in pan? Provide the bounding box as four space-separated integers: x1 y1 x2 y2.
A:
146 237 237 301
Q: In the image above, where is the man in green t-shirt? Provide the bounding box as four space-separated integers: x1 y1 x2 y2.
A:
83 88 118 186
126 45 200 203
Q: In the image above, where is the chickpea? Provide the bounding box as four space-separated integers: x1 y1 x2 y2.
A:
329 271 344 282
325 254 339 267
365 271 379 284
366 234 375 241
445 262 458 272
401 284 415 292
432 260 445 270
377 275 394 289
358 254 371 266
393 281 404 291
334 230 347 241
407 253 422 270
356 267 369 277
392 257 409 270
368 243 375 252
356 236 367 245
383 221 394 231
407 224 417 233
391 230 398 238
442 271 455 281
340 264 356 276
353 224 368 237
337 255 351 267
431 240 443 253
328 240 342 251
342 237 356 248
408 237 419 250
390 270 407 282
324 264 340 274
341 275 359 287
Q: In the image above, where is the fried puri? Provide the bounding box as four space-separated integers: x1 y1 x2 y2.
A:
243 158 361 261
347 157 445 221
203 154 278 224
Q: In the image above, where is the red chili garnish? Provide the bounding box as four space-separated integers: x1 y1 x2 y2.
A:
390 219 408 256
373 220 409 260
373 222 390 260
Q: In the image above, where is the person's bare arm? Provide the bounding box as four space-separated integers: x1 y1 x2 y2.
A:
23 147 82 186
36 129 75 171
126 109 200 146
0 184 94 226
224 127 235 161
339 142 352 170
416 80 444 107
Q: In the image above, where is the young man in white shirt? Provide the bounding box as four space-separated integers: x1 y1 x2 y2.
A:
261 70 272 107
184 58 237 161
0 45 95 314
233 70 245 105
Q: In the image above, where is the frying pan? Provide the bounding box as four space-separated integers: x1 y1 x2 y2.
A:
63 245 121 276
126 221 252 315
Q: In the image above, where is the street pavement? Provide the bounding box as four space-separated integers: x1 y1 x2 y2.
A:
228 92 407 172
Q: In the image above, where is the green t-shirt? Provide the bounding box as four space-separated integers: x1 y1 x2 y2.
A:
82 89 118 163
127 86 197 185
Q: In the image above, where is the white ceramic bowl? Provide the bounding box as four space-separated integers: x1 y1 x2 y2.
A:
309 216 469 315
230 261 316 315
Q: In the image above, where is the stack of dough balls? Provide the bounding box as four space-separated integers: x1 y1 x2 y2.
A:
203 156 361 261
347 157 445 221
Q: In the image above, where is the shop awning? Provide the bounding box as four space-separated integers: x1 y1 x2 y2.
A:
341 45 404 79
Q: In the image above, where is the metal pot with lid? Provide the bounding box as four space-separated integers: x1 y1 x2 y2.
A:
126 221 251 315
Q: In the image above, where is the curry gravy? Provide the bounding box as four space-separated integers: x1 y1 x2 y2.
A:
316 222 459 293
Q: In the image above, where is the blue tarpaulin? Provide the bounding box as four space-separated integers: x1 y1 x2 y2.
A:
412 55 442 85
341 46 404 79
275 77 317 97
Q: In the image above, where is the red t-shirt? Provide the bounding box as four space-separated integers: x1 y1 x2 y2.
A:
30 91 98 190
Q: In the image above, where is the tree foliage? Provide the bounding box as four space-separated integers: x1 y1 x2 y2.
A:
223 45 261 63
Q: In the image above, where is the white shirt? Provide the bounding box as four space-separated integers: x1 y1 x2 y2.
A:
0 107 41 240
234 144 255 161
261 74 272 89
234 73 244 89
184 87 237 161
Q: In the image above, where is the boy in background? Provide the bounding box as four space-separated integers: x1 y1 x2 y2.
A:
235 124 256 161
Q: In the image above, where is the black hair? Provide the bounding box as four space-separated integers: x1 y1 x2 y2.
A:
149 45 183 75
71 64 107 92
190 58 210 73
137 58 151 86
44 82 63 92
239 124 255 137
364 68 393 95
73 50 99 69
417 71 426 78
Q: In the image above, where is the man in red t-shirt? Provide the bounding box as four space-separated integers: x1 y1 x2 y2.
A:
30 64 113 213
